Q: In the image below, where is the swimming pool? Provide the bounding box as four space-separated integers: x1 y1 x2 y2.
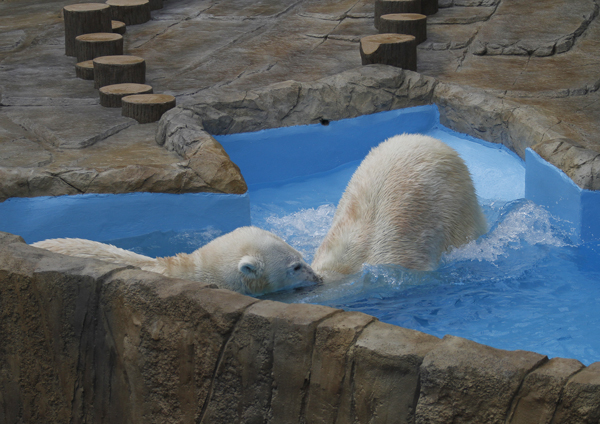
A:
2 105 599 365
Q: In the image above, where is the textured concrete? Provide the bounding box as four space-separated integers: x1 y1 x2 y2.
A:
1 0 600 195
2 232 600 423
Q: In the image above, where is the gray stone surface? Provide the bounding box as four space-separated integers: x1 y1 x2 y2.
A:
348 321 441 424
415 334 548 424
3 237 600 423
2 0 600 195
508 357 585 424
552 361 600 424
304 311 376 423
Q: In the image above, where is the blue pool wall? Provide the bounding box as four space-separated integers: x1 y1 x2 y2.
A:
525 148 600 257
1 104 599 250
0 192 250 244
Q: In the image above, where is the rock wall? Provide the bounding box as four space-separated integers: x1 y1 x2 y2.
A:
2 231 599 424
159 65 600 191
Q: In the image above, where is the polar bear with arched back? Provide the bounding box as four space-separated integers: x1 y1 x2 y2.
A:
33 226 321 295
311 133 487 280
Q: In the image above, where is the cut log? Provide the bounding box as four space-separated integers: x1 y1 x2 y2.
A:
421 0 438 16
360 33 417 71
121 94 176 123
379 13 427 44
105 0 151 26
112 20 127 35
148 0 163 11
93 55 146 89
75 32 123 62
99 83 153 107
63 3 112 56
374 0 420 29
75 60 94 80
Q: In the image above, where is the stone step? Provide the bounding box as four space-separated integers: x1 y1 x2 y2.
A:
121 93 176 123
99 83 153 107
379 13 427 44
63 3 112 57
92 55 146 89
74 32 123 62
105 0 151 26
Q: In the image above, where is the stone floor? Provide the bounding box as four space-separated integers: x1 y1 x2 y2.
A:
1 0 599 198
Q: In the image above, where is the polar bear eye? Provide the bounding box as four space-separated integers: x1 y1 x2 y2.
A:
291 263 302 272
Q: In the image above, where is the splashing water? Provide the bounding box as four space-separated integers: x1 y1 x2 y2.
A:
259 199 600 365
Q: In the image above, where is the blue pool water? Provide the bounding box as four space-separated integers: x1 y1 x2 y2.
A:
2 105 599 365
215 116 600 365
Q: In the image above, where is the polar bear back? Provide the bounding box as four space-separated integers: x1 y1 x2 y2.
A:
312 134 487 276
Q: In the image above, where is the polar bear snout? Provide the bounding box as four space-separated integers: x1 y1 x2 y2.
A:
288 261 323 285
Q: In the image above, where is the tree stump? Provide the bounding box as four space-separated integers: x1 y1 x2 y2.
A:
105 0 151 26
149 0 163 11
75 32 123 62
99 83 153 107
112 20 127 35
374 0 420 29
360 34 417 71
379 13 427 44
421 0 438 16
93 55 146 89
121 94 176 123
63 3 112 56
75 60 95 80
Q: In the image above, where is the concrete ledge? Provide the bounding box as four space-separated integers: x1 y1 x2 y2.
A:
2 231 598 423
158 65 599 191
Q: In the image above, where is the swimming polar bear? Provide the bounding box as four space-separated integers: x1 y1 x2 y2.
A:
32 226 322 295
311 134 487 280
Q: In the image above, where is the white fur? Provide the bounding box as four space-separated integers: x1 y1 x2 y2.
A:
32 226 321 295
312 134 487 279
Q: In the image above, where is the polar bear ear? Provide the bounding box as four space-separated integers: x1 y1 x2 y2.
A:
238 255 264 279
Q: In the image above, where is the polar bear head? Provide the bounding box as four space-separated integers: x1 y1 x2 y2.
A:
197 226 322 295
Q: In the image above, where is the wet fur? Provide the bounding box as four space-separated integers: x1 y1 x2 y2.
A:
33 226 321 295
312 134 487 278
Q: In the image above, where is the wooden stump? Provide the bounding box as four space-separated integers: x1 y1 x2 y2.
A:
112 20 127 35
121 94 176 123
93 55 146 89
75 32 123 62
374 0 420 29
379 13 427 44
421 0 438 16
75 60 94 80
100 83 153 107
360 33 417 71
63 3 112 57
105 0 151 26
149 0 163 11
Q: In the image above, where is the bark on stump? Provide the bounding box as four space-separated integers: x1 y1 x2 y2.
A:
149 0 164 11
106 0 151 26
99 83 153 107
75 60 94 80
75 32 123 62
93 55 146 89
379 13 427 44
112 20 127 35
121 94 176 123
63 3 112 57
374 0 421 29
421 0 438 16
360 33 417 71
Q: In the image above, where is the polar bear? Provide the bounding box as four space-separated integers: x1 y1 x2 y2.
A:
32 226 321 295
311 134 487 280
